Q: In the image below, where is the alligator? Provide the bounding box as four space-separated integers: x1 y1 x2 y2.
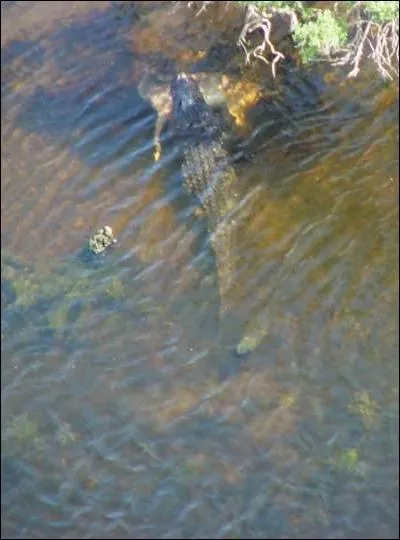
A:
170 72 241 317
137 70 228 161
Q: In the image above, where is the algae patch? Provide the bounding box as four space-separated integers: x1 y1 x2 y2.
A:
348 390 380 429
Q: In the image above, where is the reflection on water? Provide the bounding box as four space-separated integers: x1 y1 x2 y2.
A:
1 1 398 538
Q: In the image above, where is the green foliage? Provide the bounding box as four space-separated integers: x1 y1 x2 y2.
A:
237 1 305 9
364 1 399 23
294 9 348 63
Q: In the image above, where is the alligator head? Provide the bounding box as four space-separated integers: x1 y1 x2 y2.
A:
171 72 222 138
171 73 205 113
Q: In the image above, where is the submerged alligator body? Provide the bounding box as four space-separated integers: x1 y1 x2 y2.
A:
170 73 240 316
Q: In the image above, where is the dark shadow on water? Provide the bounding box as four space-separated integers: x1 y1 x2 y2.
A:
1 8 163 164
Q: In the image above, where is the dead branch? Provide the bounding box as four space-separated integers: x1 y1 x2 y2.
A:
329 15 398 80
237 5 296 78
348 20 373 77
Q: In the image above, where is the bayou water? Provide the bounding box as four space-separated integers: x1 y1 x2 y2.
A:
1 2 398 538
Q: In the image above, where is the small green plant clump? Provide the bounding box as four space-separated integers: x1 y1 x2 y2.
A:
294 8 348 63
3 413 41 448
363 1 399 23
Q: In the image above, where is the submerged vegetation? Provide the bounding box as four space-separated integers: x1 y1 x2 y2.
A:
1 248 125 336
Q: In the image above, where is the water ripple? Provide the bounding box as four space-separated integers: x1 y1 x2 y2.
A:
1 2 398 539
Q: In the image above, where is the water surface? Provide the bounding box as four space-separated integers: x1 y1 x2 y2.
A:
1 2 398 538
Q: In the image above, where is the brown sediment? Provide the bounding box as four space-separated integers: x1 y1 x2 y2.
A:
128 1 244 69
1 133 118 262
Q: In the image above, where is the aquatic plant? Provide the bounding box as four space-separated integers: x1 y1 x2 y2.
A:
3 413 41 448
348 390 380 429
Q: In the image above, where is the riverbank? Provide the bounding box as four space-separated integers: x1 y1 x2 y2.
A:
186 1 399 80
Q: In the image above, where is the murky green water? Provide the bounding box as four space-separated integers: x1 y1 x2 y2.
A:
1 2 398 538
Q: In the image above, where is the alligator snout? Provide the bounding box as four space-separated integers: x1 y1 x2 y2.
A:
171 72 206 115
